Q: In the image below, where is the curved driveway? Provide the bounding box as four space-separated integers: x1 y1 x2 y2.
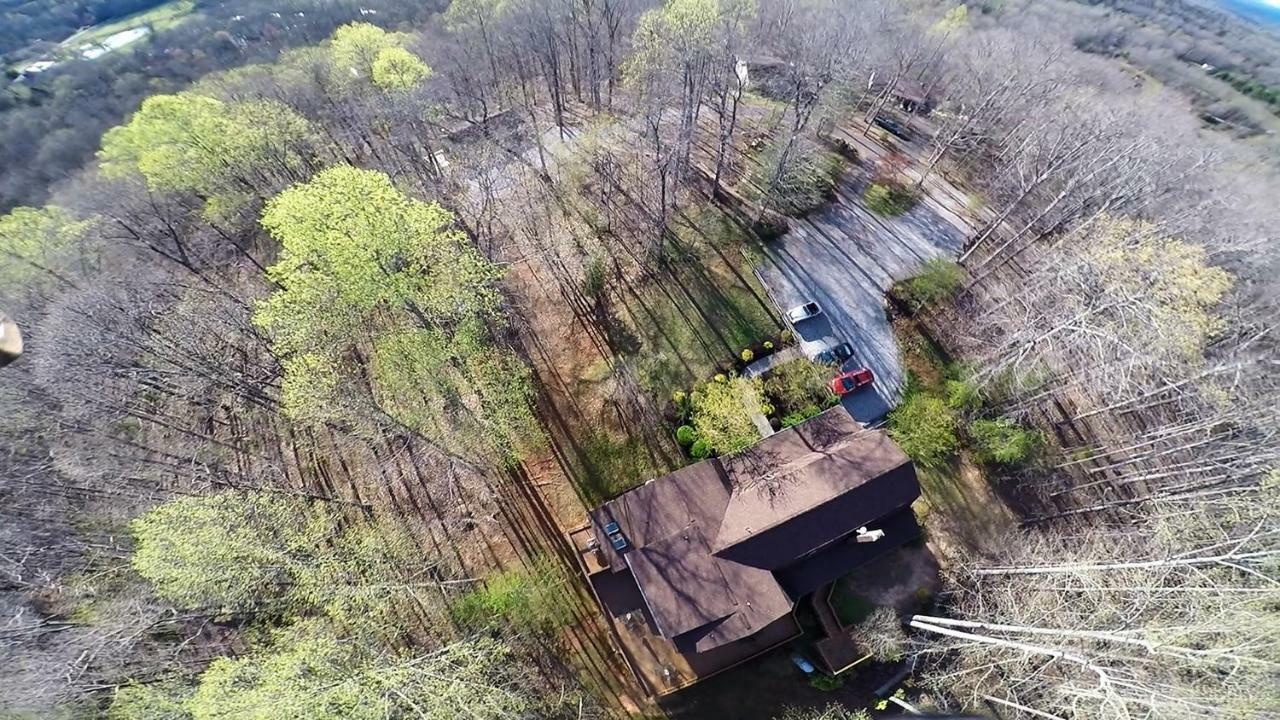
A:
756 164 966 425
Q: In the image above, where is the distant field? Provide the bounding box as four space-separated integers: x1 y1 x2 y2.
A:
61 0 195 51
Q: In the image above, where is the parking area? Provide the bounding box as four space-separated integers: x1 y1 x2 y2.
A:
757 162 965 424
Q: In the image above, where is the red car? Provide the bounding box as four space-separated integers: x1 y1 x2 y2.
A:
830 367 874 396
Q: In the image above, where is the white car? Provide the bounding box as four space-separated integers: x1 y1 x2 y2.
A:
785 301 822 323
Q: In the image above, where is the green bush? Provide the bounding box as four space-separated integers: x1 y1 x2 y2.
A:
944 377 980 411
692 376 763 455
671 390 687 406
864 182 916 216
763 340 775 351
968 418 1041 465
764 359 835 416
581 256 607 301
689 438 712 459
451 557 572 635
899 258 965 310
781 405 822 428
888 393 959 468
808 673 845 692
675 425 697 446
741 348 754 363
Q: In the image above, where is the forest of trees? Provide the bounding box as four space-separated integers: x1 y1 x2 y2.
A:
1 0 1277 718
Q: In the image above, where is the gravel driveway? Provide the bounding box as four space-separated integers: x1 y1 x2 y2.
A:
757 166 965 424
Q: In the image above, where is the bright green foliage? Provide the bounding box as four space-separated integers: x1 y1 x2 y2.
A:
626 0 717 91
189 622 530 720
690 437 712 458
371 47 432 92
864 182 916 216
129 493 335 611
944 377 981 411
442 0 508 33
691 376 763 455
257 166 502 346
888 392 959 468
370 328 543 465
0 205 93 297
764 358 836 415
741 348 754 362
98 93 312 201
1077 216 1233 362
451 557 573 635
108 680 194 720
968 418 1041 465
293 520 445 632
253 167 537 464
932 4 970 35
676 424 697 446
329 22 415 84
781 405 822 428
899 257 965 310
279 352 343 426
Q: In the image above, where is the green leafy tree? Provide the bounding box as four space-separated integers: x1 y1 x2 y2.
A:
764 358 837 415
254 166 540 465
968 418 1041 465
130 493 335 611
692 376 763 455
98 93 313 211
0 205 93 299
371 46 433 92
888 393 959 468
108 680 194 720
189 622 532 720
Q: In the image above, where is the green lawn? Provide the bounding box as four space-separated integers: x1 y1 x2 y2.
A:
61 0 194 50
620 207 780 395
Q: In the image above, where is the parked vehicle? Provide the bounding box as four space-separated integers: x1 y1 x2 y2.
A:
785 301 822 323
830 367 874 396
873 114 911 140
814 341 853 366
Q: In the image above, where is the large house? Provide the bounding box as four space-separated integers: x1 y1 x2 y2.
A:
570 406 921 695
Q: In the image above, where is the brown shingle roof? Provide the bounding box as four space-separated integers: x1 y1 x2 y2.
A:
626 525 736 637
714 408 912 555
588 406 917 654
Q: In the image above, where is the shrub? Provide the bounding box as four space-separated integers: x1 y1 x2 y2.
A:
781 405 822 428
713 373 727 384
764 359 835 415
451 557 572 635
899 258 965 310
741 348 755 363
849 607 907 662
968 418 1042 465
675 425 697 446
864 182 916 216
808 673 845 692
830 587 874 626
915 586 934 608
763 340 775 351
671 390 687 406
581 256 607 301
888 393 959 468
944 377 980 411
689 438 712 459
692 376 764 454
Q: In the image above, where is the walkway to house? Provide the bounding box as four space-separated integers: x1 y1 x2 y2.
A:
809 586 868 675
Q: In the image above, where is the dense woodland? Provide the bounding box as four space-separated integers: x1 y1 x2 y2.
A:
1 0 1278 718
